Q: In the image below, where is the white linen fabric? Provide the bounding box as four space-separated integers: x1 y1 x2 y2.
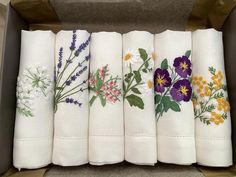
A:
52 30 90 166
154 30 196 165
13 30 55 169
192 29 232 167
89 32 124 165
123 31 157 165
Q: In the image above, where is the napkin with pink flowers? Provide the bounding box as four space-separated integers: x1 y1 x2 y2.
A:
88 32 124 165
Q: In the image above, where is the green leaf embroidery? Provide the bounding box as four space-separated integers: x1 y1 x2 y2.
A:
131 88 141 94
162 96 171 112
138 48 148 61
134 71 141 83
185 50 191 58
99 94 106 107
161 59 168 70
155 94 161 104
155 103 163 116
169 101 181 112
126 94 144 109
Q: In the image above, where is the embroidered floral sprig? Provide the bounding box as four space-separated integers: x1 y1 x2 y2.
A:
123 48 154 110
192 67 230 125
89 65 122 107
16 66 52 117
54 30 90 112
154 50 192 120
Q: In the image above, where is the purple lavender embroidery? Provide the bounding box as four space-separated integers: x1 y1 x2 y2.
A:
70 30 77 51
57 47 63 69
65 97 82 107
54 32 90 112
74 36 91 57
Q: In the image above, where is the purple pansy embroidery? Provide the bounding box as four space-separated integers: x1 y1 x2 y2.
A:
173 56 192 78
154 68 172 93
54 30 90 112
170 79 192 102
154 50 192 120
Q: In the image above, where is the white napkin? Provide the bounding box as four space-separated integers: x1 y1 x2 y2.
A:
154 30 196 165
13 30 55 169
123 31 157 165
192 29 232 167
89 32 124 165
52 30 90 166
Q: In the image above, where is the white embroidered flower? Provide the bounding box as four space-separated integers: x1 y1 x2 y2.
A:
147 49 156 68
139 73 154 95
16 66 53 117
123 49 140 67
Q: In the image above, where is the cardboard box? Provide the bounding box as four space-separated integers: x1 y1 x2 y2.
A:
0 0 236 176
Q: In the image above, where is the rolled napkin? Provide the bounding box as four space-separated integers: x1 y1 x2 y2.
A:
89 32 124 165
192 29 232 167
13 30 55 169
123 31 157 165
154 30 196 165
53 30 90 166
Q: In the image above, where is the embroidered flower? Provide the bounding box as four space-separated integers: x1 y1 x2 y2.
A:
139 73 153 94
192 67 230 125
123 49 140 67
217 98 230 113
210 111 224 125
154 68 171 93
170 79 192 102
17 66 53 117
173 56 192 78
89 65 122 106
70 30 77 51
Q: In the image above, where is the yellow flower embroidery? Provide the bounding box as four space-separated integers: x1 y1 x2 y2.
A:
192 67 230 125
210 111 224 125
217 98 230 113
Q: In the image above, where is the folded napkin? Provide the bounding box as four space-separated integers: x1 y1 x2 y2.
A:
89 32 124 165
123 31 157 165
154 30 196 165
52 30 90 166
192 29 232 167
13 30 55 169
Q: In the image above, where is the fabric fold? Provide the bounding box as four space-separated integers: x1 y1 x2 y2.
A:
13 30 55 169
52 30 90 166
154 30 196 165
88 32 124 165
123 31 157 165
192 29 232 167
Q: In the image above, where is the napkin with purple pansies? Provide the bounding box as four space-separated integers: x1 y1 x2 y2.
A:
192 29 232 167
89 32 124 165
123 31 157 165
14 30 55 169
52 30 90 166
154 30 196 165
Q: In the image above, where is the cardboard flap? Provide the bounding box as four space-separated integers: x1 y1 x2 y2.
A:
11 0 59 23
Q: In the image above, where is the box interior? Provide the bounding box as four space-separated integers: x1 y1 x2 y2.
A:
1 0 236 175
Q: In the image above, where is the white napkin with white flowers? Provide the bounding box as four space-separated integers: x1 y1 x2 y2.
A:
13 30 55 169
123 31 157 165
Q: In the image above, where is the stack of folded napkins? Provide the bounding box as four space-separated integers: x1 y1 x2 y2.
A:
13 28 232 170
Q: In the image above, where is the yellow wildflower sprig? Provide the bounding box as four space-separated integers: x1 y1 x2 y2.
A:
192 66 230 125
